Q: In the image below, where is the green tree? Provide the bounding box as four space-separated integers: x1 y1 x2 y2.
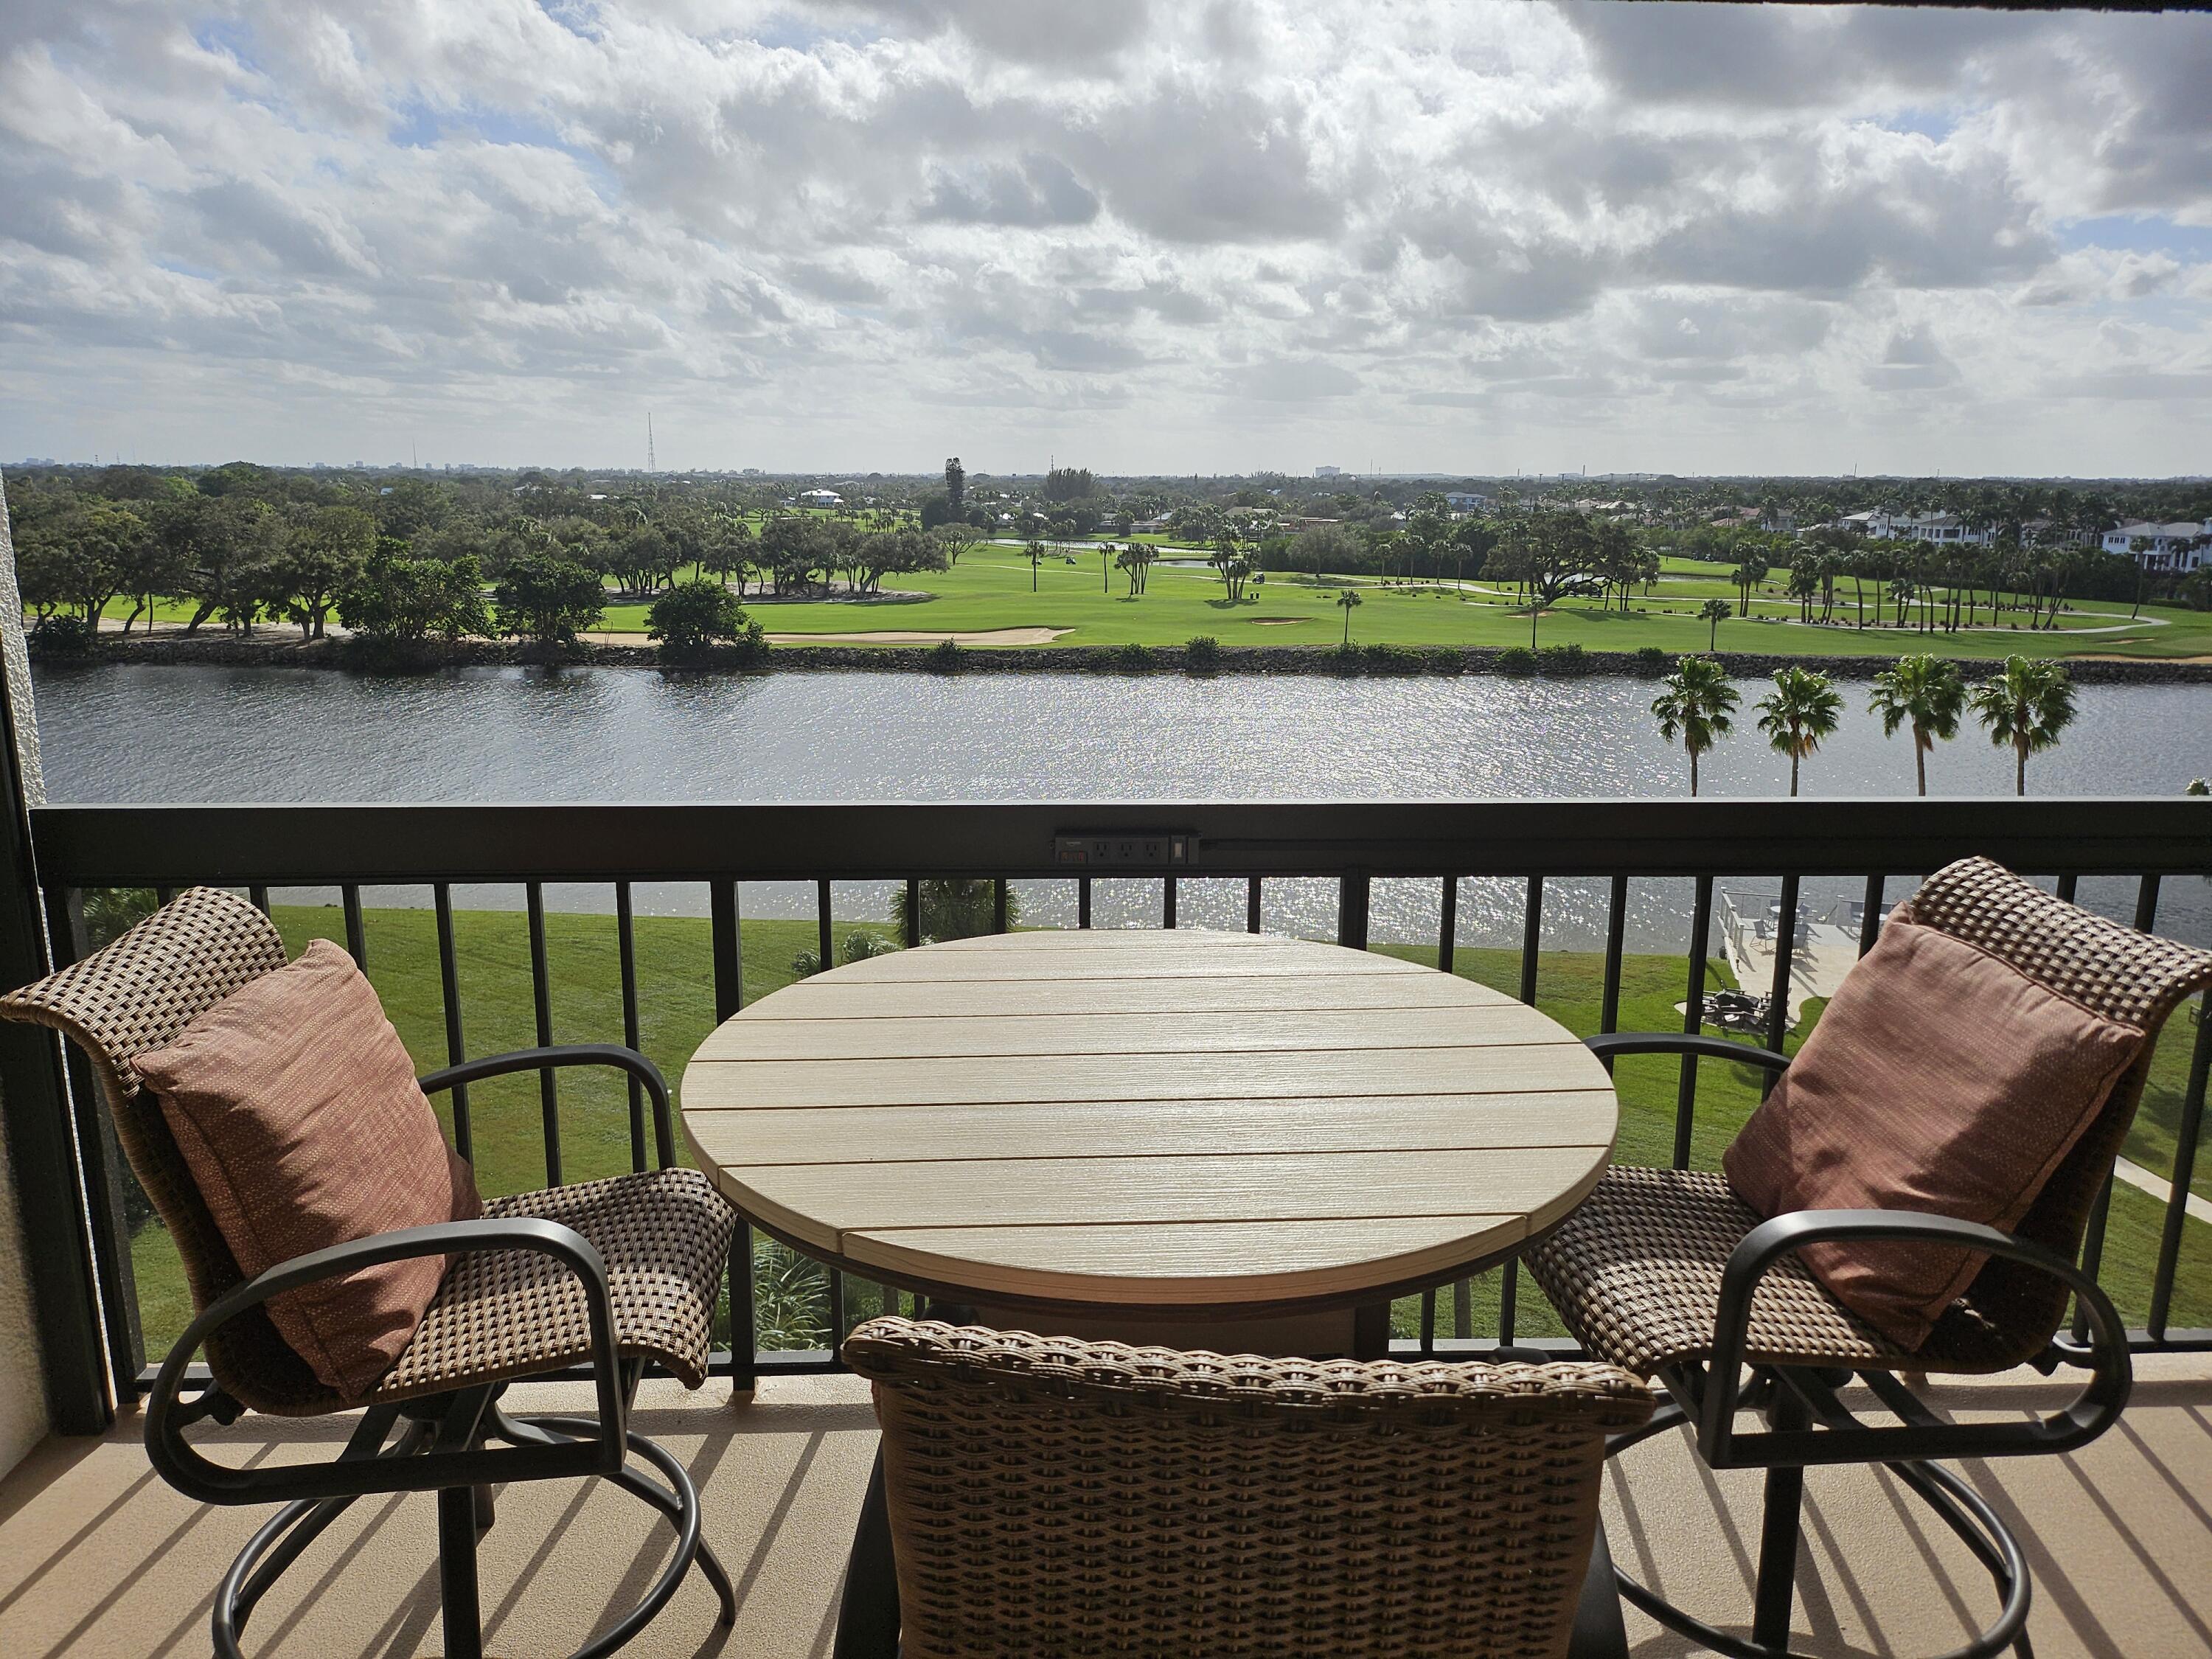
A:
1114 543 1154 596
647 578 764 660
1969 655 2076 796
1731 556 1769 616
1754 666 1845 796
1867 654 1966 796
1651 655 1739 797
338 552 490 645
1025 538 1048 592
1337 586 1362 644
493 554 605 650
268 504 375 639
1698 597 1732 652
13 498 149 646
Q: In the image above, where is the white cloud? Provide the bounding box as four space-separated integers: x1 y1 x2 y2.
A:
1 0 2209 475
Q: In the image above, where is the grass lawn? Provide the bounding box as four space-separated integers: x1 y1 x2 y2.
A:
121 905 2212 1363
588 543 2212 661
94 542 2212 662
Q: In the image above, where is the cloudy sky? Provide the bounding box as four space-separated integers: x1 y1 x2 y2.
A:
4 1 2210 478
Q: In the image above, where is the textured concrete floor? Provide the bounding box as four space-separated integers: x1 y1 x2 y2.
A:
0 1354 2207 1658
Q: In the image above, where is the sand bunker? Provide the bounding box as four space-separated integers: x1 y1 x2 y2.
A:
1248 617 1309 626
764 627 1074 646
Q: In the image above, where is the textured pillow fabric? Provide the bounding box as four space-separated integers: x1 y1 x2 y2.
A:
136 938 482 1399
1722 919 2143 1350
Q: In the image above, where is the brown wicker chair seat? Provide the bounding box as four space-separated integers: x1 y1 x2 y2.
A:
1526 1166 2021 1380
372 1166 734 1404
844 1317 1655 1659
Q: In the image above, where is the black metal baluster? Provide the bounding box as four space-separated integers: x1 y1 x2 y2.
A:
1438 876 1458 975
616 881 645 1172
993 878 1009 934
1500 876 1543 1345
1164 876 1177 930
1245 876 1262 935
1676 876 1715 1170
154 885 175 907
1419 1288 1436 1357
248 884 271 917
2056 873 2079 905
1078 876 1092 931
526 881 558 1187
341 884 366 967
710 879 754 1396
817 879 833 972
2076 874 2162 1338
434 883 471 1164
1599 874 1627 1035
2148 993 2212 1340
1858 874 1886 957
1338 871 1370 951
1763 874 1800 1096
903 877 922 947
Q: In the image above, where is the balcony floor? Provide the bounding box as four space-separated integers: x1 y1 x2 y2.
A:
2 1354 2209 1658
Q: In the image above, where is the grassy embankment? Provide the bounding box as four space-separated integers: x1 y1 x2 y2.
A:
122 905 2212 1358
100 541 2212 661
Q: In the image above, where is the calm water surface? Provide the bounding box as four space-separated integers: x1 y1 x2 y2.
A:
29 664 2212 949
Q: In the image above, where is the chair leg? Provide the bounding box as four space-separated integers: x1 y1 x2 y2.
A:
1750 1389 1810 1653
438 1485 486 1659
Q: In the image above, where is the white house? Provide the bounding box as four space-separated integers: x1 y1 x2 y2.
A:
1444 490 1491 512
796 488 842 509
2101 521 2209 573
1851 509 1992 549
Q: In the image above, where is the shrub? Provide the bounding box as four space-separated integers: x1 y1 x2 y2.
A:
1537 643 1590 675
1361 641 1423 675
1495 645 1536 675
649 579 765 662
928 639 964 672
29 614 94 655
1117 641 1155 672
1420 644 1465 675
1183 635 1221 673
1635 645 1669 669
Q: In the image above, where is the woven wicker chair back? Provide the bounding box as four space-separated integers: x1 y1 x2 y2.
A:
0 887 329 1412
1897 858 2212 1357
844 1318 1652 1659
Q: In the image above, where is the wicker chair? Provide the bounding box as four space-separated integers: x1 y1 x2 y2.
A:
1523 857 2212 1659
0 886 742 1659
838 1316 1656 1659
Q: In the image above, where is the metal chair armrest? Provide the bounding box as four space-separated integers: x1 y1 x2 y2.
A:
1584 1032 1792 1074
147 1217 626 1505
1699 1208 2131 1467
418 1043 675 1167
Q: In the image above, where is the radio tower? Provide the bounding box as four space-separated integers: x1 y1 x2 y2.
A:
647 412 656 473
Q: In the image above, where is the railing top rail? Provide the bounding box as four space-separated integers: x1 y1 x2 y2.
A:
27 798 2212 886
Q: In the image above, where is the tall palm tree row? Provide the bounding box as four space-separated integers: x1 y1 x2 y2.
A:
1754 666 1845 796
1651 655 1739 797
1867 653 1966 796
1969 655 2076 796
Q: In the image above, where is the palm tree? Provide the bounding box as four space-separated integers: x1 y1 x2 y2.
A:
1337 588 1362 645
1698 597 1732 652
1651 655 1739 796
1868 654 1966 796
1969 655 2076 796
1025 538 1046 593
1754 666 1844 796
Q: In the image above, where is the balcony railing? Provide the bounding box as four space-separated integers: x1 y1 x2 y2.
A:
22 796 2212 1403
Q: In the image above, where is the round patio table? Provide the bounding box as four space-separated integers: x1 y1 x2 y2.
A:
679 927 1618 1353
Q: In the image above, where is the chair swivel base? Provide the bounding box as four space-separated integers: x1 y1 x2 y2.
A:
209 1409 737 1659
1607 1401 2031 1659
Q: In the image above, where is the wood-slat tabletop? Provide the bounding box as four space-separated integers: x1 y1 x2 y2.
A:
680 928 1617 1314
